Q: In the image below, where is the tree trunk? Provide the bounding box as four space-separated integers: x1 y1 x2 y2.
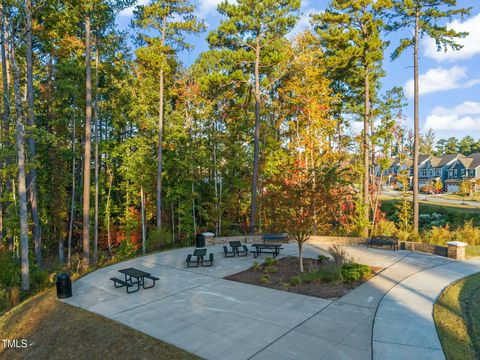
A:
141 186 146 254
82 14 92 270
156 70 164 230
105 169 113 255
12 43 29 291
26 0 42 268
156 18 167 230
413 11 420 233
298 242 304 273
93 37 100 263
191 182 196 237
0 3 12 251
364 72 370 237
67 105 76 266
249 43 261 235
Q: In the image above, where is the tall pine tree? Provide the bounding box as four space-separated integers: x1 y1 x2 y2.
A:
313 0 387 236
208 0 300 235
385 0 470 232
133 0 205 231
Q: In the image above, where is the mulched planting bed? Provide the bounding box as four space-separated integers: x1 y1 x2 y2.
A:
225 256 382 299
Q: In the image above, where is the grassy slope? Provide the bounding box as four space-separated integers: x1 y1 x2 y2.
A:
0 289 199 360
434 272 480 360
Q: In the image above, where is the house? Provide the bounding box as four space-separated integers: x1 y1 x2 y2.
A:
418 154 463 188
444 153 480 193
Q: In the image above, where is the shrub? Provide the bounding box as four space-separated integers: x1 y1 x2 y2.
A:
419 213 447 229
264 257 277 266
30 265 50 291
260 274 270 284
426 225 452 245
374 219 397 237
290 276 301 286
452 220 480 246
341 263 371 283
317 254 330 264
396 230 412 242
0 253 20 288
300 267 341 283
267 266 279 274
328 245 350 267
146 228 171 251
252 261 261 272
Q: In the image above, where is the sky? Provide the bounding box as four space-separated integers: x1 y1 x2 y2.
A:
116 0 480 141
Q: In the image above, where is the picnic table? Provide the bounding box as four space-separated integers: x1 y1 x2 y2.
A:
186 248 214 267
250 243 283 258
223 241 249 257
110 267 159 293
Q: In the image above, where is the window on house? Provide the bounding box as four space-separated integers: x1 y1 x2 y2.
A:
449 170 453 178
461 169 465 177
454 169 458 177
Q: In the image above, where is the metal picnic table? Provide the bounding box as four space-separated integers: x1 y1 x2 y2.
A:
110 267 159 293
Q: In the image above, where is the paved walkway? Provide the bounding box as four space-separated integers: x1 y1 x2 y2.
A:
61 244 480 360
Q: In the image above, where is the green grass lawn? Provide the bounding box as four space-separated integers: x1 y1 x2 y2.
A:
434 272 480 360
0 288 199 360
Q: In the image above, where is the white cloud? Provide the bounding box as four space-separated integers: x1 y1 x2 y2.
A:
404 65 480 98
119 0 149 17
424 101 480 131
289 8 317 38
196 0 223 18
423 12 480 62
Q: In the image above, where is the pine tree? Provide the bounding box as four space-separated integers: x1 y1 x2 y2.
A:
208 0 300 235
133 0 205 231
312 0 387 236
385 0 471 232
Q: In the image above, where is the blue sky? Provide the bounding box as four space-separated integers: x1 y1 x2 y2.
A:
116 0 480 141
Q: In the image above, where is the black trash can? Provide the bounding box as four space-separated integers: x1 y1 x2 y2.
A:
195 233 205 248
56 273 72 299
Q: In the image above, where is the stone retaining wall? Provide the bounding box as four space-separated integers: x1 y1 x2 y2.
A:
205 235 264 246
307 236 366 245
206 235 366 246
399 241 448 257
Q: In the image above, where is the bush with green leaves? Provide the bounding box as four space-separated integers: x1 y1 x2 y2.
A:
260 274 270 284
146 228 172 251
0 253 20 288
373 219 398 237
341 263 371 283
290 276 302 286
317 254 330 264
264 257 277 266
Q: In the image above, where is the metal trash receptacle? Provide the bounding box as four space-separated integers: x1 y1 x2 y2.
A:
56 273 72 299
195 233 205 248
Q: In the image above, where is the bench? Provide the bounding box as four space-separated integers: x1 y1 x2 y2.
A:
202 253 214 267
110 277 139 293
262 233 288 243
143 274 159 289
367 236 398 251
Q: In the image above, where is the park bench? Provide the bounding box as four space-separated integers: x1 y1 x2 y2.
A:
366 236 398 251
250 243 283 258
262 233 289 243
223 241 249 257
110 277 137 293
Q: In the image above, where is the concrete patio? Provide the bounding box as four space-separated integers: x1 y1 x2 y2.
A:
61 244 480 360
